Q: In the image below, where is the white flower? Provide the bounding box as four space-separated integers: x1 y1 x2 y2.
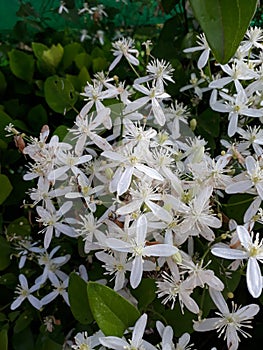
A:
124 83 170 126
156 321 194 350
177 186 221 244
72 330 103 350
40 275 69 306
106 214 178 288
11 274 41 310
193 288 260 350
58 1 69 14
99 313 157 350
109 37 139 71
209 60 258 92
240 26 263 53
134 58 175 91
156 269 199 314
180 73 210 99
35 246 70 285
210 88 263 137
183 33 211 70
237 125 263 156
226 155 263 200
36 201 76 249
212 225 263 297
95 251 131 291
102 144 164 196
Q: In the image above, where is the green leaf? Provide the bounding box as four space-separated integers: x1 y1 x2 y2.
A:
62 43 85 69
0 109 13 140
8 49 34 82
44 75 77 113
42 44 64 69
12 327 34 350
189 0 258 63
14 311 33 333
0 174 13 205
27 104 48 131
68 273 93 325
74 53 92 70
32 42 48 61
131 278 156 310
92 57 108 73
0 273 17 287
87 281 140 336
0 70 7 95
0 328 8 350
53 125 69 141
7 217 31 237
0 236 11 271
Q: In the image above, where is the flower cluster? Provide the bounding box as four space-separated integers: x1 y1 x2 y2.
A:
6 26 263 350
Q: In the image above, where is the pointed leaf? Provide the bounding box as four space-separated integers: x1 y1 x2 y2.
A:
68 273 93 325
87 281 140 336
189 0 258 63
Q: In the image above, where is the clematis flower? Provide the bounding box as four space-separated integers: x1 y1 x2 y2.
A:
99 313 157 350
194 288 260 350
109 37 139 71
106 214 178 288
124 83 170 126
11 274 41 310
183 33 211 70
212 225 263 297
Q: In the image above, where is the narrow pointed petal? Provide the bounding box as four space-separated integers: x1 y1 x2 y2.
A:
132 314 147 347
247 258 262 298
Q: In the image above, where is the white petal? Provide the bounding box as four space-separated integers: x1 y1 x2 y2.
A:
236 225 251 249
211 247 247 260
226 180 252 194
136 214 147 245
130 256 143 288
135 164 164 181
247 258 262 298
117 167 134 196
209 289 229 314
11 296 25 310
132 314 147 347
143 244 178 257
99 336 128 350
193 318 220 332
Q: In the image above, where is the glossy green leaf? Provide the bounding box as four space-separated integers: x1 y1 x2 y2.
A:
131 278 156 310
87 281 140 336
44 75 77 113
0 236 11 271
68 273 93 325
0 328 8 350
8 49 35 82
0 174 13 205
189 0 258 63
